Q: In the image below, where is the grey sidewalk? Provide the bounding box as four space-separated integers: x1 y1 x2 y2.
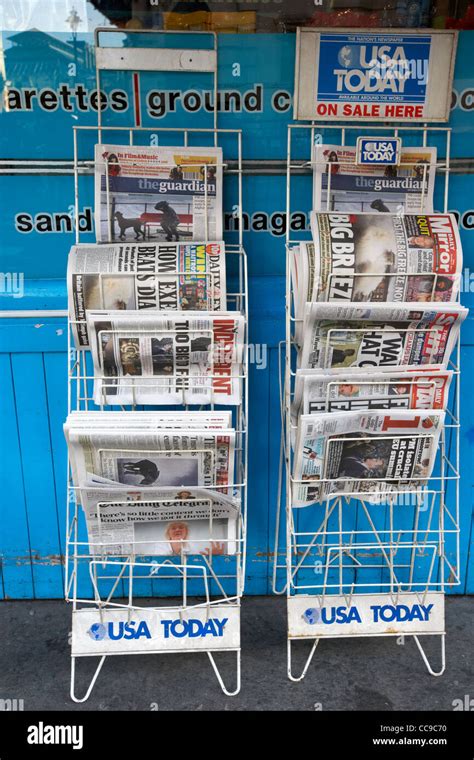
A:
1 596 472 711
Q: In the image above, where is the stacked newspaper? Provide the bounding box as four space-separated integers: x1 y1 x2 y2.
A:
293 409 445 506
312 144 437 213
80 487 239 557
291 156 465 505
65 412 238 555
291 212 462 343
68 240 226 348
95 144 223 244
87 310 245 405
65 138 245 560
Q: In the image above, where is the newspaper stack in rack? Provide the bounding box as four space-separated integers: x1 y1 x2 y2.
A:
291 165 465 506
87 309 245 406
68 240 227 348
95 144 223 244
65 412 239 556
65 139 246 559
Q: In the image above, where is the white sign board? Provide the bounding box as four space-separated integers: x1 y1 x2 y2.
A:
72 605 240 656
288 592 445 638
294 28 458 123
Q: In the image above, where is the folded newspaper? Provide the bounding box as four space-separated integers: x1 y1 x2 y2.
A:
299 302 466 371
292 410 444 506
81 487 239 557
308 211 462 304
68 241 226 348
293 367 453 416
95 143 223 244
87 310 245 406
312 144 436 213
64 413 235 495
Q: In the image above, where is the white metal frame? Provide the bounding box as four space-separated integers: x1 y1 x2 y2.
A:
273 123 461 681
66 29 248 702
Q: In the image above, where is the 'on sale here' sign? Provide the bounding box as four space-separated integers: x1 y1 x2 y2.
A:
294 28 458 123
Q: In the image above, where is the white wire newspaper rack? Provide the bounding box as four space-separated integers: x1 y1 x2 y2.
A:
273 123 461 681
66 29 248 701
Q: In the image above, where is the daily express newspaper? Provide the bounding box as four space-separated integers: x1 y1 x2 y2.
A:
94 144 223 244
292 410 444 506
313 144 436 213
300 302 467 371
80 487 239 557
87 310 245 406
310 212 462 303
293 368 453 416
68 241 226 349
65 421 235 495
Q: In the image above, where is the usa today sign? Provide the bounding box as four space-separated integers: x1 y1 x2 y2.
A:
72 605 240 656
294 28 457 123
288 592 444 638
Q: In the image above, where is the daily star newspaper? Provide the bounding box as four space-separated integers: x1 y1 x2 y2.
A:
64 416 235 495
292 410 444 506
80 487 239 556
293 368 453 416
313 144 436 213
94 144 223 244
299 302 467 371
87 310 245 406
309 212 462 303
68 241 226 349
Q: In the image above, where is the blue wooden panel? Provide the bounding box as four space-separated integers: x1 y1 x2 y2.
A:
0 353 35 598
11 353 64 597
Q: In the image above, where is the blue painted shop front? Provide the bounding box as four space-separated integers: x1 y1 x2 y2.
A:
0 31 473 598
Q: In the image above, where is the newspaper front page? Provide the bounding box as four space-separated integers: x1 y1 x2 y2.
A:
293 410 444 506
94 144 223 244
300 302 466 371
81 487 239 556
313 144 436 213
87 310 245 406
68 241 226 348
293 368 453 416
65 422 236 495
310 212 462 303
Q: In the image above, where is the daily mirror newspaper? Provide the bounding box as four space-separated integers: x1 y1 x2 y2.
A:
293 368 453 416
292 410 445 506
313 144 436 213
64 418 235 495
299 302 467 371
94 144 223 244
309 212 462 303
80 487 239 557
87 310 245 406
68 241 226 348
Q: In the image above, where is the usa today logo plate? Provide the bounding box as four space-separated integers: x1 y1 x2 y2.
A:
356 137 401 166
72 605 240 655
288 592 445 638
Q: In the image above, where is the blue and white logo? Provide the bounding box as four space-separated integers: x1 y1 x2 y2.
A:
87 623 107 641
356 137 401 165
337 45 358 69
161 617 228 639
317 33 431 103
303 608 322 625
87 620 152 641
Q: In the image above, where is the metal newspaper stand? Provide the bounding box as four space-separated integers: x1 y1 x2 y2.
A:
273 123 461 681
66 29 248 701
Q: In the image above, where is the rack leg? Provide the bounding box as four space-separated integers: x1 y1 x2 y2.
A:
413 634 446 677
287 638 320 682
70 656 107 703
207 650 241 696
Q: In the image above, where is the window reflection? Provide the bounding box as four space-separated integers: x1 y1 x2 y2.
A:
0 0 471 34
